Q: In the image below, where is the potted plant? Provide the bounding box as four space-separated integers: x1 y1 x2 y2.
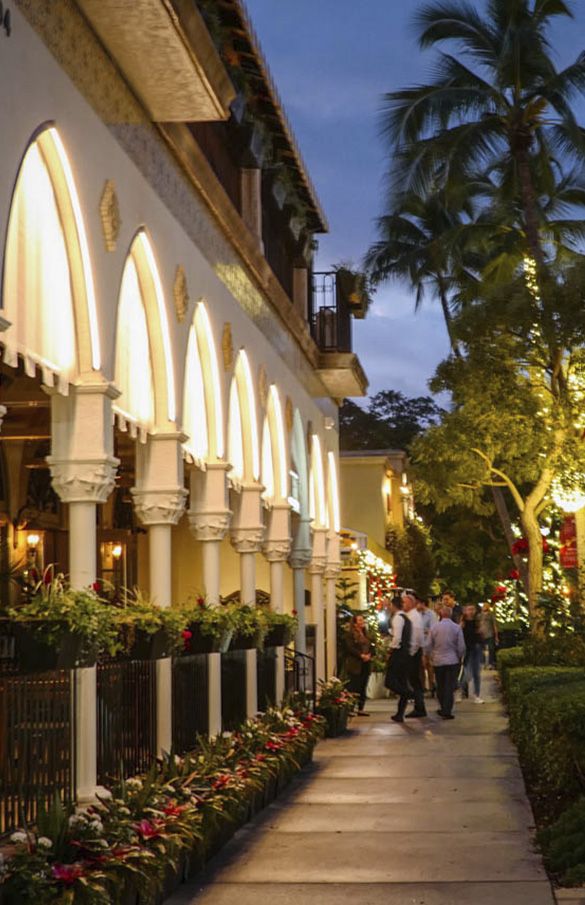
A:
262 610 298 648
316 677 358 737
178 597 232 655
6 575 120 671
334 265 371 319
114 592 186 661
227 603 267 650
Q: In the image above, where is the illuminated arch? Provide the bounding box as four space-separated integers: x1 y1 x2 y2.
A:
327 450 341 534
2 125 100 387
310 433 327 528
114 231 176 435
228 349 259 484
182 302 225 464
290 408 309 519
261 385 289 503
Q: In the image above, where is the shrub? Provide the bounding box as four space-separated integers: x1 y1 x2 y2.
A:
522 634 585 669
506 667 585 816
496 647 525 690
538 796 585 887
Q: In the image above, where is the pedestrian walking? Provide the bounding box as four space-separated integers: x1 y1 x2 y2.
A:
402 593 426 718
344 613 373 715
426 606 466 720
384 596 412 723
418 595 438 695
442 589 462 623
462 604 484 703
479 600 499 669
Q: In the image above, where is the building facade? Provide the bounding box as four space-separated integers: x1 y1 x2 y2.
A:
0 0 367 799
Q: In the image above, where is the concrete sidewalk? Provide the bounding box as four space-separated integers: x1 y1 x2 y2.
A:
169 671 555 905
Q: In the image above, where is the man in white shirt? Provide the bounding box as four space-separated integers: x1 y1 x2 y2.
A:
402 593 427 718
386 596 412 723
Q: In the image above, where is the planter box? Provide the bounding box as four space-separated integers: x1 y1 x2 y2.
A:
11 621 96 672
318 710 348 738
264 625 290 647
127 627 169 660
229 632 260 651
183 629 220 655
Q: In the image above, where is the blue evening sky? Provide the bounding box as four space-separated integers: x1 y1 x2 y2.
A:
244 0 585 401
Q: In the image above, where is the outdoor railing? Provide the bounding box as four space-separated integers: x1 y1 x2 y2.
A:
96 658 156 787
172 653 209 753
310 272 352 353
284 650 316 711
221 649 248 731
0 633 75 836
256 647 277 711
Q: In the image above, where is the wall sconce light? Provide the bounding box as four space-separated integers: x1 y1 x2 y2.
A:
27 533 40 548
112 544 123 559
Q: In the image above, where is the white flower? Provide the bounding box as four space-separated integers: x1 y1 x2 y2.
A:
10 831 28 844
97 839 109 849
98 789 112 801
69 815 86 827
126 778 143 790
89 819 104 833
37 837 52 849
119 807 130 815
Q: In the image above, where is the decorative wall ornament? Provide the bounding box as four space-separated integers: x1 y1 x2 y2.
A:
188 508 231 542
285 396 293 433
99 179 121 252
288 549 312 571
258 365 267 408
173 266 189 323
131 487 188 526
47 456 119 504
222 322 234 371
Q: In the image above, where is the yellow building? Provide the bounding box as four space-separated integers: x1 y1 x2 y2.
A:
339 450 413 607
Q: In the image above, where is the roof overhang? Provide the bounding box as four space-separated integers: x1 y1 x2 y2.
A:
74 0 235 121
314 352 368 399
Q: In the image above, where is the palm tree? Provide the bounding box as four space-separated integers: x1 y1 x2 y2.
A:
364 186 470 357
384 0 585 269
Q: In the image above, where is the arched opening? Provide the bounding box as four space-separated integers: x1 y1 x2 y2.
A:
261 385 288 505
113 231 175 438
193 302 224 462
2 125 100 386
227 349 259 485
310 433 327 529
327 450 341 534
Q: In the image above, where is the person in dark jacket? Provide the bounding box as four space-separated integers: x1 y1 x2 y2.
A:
344 613 373 715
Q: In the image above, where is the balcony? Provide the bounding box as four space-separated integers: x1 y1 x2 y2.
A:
310 272 368 399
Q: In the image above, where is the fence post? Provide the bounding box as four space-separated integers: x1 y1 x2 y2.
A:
208 652 222 737
246 648 258 717
275 646 285 705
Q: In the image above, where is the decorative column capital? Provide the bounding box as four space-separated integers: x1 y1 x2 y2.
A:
188 508 231 542
324 563 342 580
262 538 292 563
309 555 328 575
48 456 119 504
230 525 265 555
131 487 188 526
288 549 312 571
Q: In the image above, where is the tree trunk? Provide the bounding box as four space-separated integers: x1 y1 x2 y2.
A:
521 507 544 637
437 276 461 359
516 150 544 269
490 486 530 591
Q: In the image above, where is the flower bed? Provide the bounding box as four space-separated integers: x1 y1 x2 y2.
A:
0 706 325 904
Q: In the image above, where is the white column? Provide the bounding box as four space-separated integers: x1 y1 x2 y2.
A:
262 502 291 613
132 433 188 757
275 646 285 705
325 531 341 678
310 526 328 683
188 463 231 606
291 563 308 653
230 482 265 603
48 382 119 802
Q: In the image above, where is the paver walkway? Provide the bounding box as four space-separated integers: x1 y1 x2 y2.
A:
169 671 555 905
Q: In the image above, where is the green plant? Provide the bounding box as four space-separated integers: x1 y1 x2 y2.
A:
113 590 187 655
7 576 120 658
316 677 358 737
227 602 268 641
538 795 585 887
262 609 298 644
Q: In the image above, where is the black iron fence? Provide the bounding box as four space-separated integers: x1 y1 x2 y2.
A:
172 654 209 753
96 659 156 786
0 633 75 836
256 647 277 711
284 650 316 711
221 650 248 731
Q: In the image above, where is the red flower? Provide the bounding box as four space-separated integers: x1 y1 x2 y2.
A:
52 863 85 885
133 819 164 840
92 581 100 592
182 630 192 639
292 610 298 616
496 585 507 595
163 801 187 817
509 570 520 580
197 597 205 607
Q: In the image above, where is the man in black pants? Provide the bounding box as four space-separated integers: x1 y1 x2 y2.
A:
426 605 466 719
402 593 427 718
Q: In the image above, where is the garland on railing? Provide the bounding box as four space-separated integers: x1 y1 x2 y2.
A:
0 706 325 905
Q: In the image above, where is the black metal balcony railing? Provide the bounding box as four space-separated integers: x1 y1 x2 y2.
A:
310 272 352 353
0 630 76 836
284 650 316 712
172 654 209 754
96 659 156 786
